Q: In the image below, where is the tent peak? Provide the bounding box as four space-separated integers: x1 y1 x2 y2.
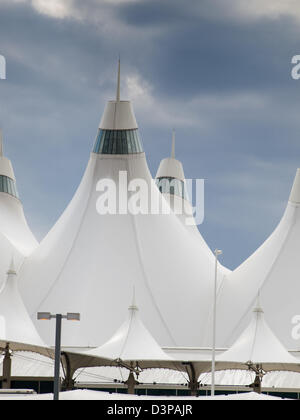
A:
253 291 263 313
128 287 138 311
7 257 16 276
253 306 264 314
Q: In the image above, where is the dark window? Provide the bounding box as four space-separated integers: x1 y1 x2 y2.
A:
93 129 143 155
0 175 19 199
156 177 185 199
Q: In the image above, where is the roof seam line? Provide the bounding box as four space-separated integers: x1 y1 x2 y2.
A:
31 158 98 317
127 161 177 347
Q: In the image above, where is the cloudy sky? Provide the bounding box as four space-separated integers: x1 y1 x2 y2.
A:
0 0 300 269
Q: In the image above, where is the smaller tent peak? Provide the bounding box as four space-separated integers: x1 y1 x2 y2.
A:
128 287 138 311
253 291 263 313
253 306 264 314
7 257 16 276
289 168 300 204
155 139 185 183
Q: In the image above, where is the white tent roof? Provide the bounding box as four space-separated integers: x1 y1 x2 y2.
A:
155 132 229 286
0 130 38 288
0 130 38 257
86 297 171 362
62 299 183 374
0 189 38 257
99 101 138 130
155 133 193 228
216 302 300 373
155 131 185 182
18 69 230 348
0 260 51 358
216 168 300 349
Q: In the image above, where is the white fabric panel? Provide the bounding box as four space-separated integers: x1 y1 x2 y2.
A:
217 169 300 350
0 156 15 180
216 306 300 372
99 101 138 130
156 158 185 182
0 147 38 287
0 263 51 358
0 193 38 256
86 303 171 361
19 150 229 348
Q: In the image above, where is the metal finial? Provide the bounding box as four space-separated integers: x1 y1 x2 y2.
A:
116 58 121 102
171 129 175 159
253 290 263 313
7 256 16 275
129 285 138 311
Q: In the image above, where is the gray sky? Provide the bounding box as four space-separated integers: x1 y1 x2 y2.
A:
1 0 300 269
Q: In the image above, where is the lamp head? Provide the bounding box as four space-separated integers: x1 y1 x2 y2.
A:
37 312 52 320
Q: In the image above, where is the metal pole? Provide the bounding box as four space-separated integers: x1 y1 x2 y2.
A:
126 372 136 395
211 250 220 396
53 314 62 401
2 344 11 389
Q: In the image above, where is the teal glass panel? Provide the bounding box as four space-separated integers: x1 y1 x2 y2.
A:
156 177 185 199
93 129 143 155
0 175 19 198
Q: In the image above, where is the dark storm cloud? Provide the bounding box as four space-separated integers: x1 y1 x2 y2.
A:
0 0 300 268
115 0 297 98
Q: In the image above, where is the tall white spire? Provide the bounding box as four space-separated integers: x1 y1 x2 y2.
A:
116 58 121 102
155 130 185 182
99 58 138 130
171 129 175 159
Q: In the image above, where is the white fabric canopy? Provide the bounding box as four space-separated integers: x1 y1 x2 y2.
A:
216 303 300 373
0 131 38 288
63 300 184 374
86 299 171 362
0 261 51 358
18 84 230 348
217 168 300 350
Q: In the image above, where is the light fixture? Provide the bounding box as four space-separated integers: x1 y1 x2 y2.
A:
37 312 80 400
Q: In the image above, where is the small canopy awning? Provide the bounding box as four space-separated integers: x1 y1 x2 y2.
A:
216 301 300 373
0 261 52 359
64 298 187 373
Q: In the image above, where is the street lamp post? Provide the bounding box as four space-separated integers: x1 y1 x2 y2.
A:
37 312 80 400
211 249 222 397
